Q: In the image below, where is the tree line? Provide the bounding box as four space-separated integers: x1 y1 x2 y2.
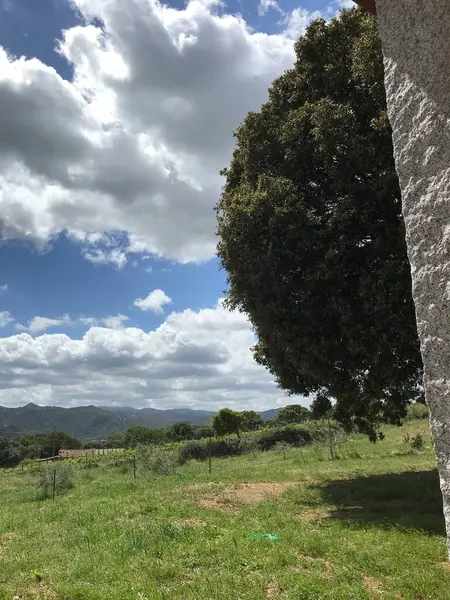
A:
0 404 312 467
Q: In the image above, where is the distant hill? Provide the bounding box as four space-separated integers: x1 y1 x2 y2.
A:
0 404 283 441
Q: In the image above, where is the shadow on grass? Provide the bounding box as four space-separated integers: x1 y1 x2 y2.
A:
310 469 445 535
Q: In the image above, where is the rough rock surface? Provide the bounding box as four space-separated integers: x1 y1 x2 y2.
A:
376 0 450 553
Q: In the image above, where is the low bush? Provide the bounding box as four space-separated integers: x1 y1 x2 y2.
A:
257 426 312 450
177 425 313 464
406 402 429 421
136 445 178 476
37 463 74 500
410 432 424 451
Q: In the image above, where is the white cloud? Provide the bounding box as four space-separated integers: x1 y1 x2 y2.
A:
283 8 323 39
0 284 8 291
134 289 172 314
15 313 130 333
0 311 13 327
102 314 129 329
83 247 128 269
16 315 72 334
0 0 320 263
258 0 283 16
0 300 303 411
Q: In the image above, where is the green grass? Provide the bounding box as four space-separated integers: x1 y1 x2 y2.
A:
0 420 448 599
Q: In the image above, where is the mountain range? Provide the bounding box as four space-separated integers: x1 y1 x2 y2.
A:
0 403 282 441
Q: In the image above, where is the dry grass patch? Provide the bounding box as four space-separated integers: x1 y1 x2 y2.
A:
13 581 59 600
0 532 17 555
199 482 294 511
291 552 335 578
170 517 207 527
266 582 281 598
363 576 384 597
294 507 330 523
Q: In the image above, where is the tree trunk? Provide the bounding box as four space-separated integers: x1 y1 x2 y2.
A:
375 0 450 556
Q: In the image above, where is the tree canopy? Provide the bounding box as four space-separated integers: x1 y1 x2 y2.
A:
275 405 311 425
216 9 422 440
213 408 242 438
239 410 263 431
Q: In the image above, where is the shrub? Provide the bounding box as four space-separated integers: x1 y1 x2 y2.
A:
257 426 312 451
37 463 74 499
406 402 429 421
410 432 424 451
177 425 313 464
178 441 208 464
136 445 177 476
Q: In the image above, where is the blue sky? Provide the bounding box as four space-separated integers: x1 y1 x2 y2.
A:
0 0 349 410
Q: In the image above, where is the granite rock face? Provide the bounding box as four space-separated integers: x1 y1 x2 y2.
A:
376 0 450 552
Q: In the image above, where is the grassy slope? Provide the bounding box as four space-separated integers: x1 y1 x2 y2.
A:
0 420 448 600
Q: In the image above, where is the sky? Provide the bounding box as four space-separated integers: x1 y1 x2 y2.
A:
0 0 352 411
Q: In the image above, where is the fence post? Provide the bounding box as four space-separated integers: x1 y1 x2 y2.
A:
52 426 56 459
208 441 212 474
328 418 335 461
52 468 57 501
133 454 137 480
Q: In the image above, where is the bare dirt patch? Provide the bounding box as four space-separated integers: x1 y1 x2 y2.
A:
294 508 330 523
363 576 384 597
199 482 293 511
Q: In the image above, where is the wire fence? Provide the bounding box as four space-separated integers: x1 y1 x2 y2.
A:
3 425 366 503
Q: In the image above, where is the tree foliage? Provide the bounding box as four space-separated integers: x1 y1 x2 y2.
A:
121 426 166 448
216 9 423 440
213 408 242 438
166 422 195 442
275 405 311 425
239 410 263 431
17 431 82 459
0 437 21 468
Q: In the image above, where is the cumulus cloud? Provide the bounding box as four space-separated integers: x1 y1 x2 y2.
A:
0 311 13 327
16 315 73 334
0 301 295 410
0 0 322 263
102 314 129 329
134 289 172 314
16 313 130 333
0 284 8 291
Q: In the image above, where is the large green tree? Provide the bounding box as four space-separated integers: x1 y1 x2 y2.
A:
239 410 263 431
216 9 422 440
213 408 242 438
275 405 311 426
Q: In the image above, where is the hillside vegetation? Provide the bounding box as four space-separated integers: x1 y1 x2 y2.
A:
1 419 448 600
0 403 283 440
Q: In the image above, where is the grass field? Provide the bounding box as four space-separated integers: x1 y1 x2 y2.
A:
0 419 448 600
